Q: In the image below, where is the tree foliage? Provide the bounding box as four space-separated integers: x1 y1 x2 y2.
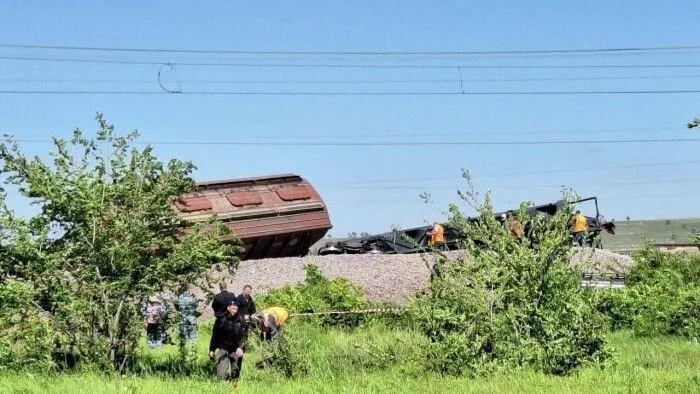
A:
414 172 609 376
591 244 700 339
0 114 241 371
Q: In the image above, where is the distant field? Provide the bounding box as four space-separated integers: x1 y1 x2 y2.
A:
601 218 700 251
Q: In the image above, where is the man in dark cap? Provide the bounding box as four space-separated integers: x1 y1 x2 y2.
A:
209 300 248 385
211 281 237 319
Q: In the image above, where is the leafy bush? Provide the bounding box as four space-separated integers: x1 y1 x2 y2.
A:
0 115 240 372
414 181 609 376
588 289 638 331
628 245 700 286
591 244 700 339
0 279 55 371
255 264 370 327
666 287 700 338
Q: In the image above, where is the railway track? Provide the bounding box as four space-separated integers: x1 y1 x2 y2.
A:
580 278 626 289
580 270 627 289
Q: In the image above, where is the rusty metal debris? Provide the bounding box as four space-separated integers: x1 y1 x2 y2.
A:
318 196 615 255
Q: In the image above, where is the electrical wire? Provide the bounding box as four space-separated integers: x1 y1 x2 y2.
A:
12 137 700 146
3 127 679 140
330 159 700 185
2 89 700 95
11 138 700 146
3 55 700 70
327 191 700 205
333 178 700 191
1 75 699 84
3 43 700 56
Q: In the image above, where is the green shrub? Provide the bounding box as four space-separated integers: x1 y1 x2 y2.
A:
628 245 700 286
414 185 609 376
0 279 55 371
592 244 700 339
667 287 700 338
630 283 700 339
256 264 370 327
588 289 638 331
0 118 240 372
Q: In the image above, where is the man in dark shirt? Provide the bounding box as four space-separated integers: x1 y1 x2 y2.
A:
211 281 237 319
236 284 256 322
209 300 248 383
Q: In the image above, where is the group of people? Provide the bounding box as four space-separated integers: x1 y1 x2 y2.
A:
499 209 591 247
142 290 199 348
208 281 289 385
142 282 290 386
427 209 592 251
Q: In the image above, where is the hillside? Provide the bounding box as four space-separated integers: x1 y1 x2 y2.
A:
600 218 700 251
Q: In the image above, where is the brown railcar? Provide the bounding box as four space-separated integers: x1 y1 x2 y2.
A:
174 173 332 260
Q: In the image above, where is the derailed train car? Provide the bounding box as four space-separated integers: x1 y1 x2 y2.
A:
174 173 332 260
317 196 615 255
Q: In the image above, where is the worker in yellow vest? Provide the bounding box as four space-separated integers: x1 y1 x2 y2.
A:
571 210 588 247
250 306 289 342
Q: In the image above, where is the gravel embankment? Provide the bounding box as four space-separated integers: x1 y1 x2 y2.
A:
187 248 632 321
567 247 635 273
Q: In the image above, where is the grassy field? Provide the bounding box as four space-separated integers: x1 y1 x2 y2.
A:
600 218 700 251
1 323 699 393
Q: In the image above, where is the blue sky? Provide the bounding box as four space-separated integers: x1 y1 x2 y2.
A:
1 1 700 236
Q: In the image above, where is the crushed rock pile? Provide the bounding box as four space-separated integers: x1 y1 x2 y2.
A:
567 247 635 274
187 248 631 321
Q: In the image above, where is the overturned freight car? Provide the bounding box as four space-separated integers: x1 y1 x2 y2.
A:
174 173 332 260
317 196 615 255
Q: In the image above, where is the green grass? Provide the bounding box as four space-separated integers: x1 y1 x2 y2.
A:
1 324 699 393
600 218 700 251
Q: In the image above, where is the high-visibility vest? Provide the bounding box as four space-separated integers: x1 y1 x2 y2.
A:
430 224 445 244
573 214 588 233
509 220 524 238
262 307 289 327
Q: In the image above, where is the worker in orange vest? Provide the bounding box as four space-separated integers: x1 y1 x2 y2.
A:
250 306 289 342
426 221 447 251
571 210 588 247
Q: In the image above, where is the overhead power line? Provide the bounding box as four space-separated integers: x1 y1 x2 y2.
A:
13 138 700 146
4 126 678 140
2 74 699 84
2 55 700 70
328 191 700 205
331 159 700 185
1 89 700 95
334 177 700 191
3 43 700 56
